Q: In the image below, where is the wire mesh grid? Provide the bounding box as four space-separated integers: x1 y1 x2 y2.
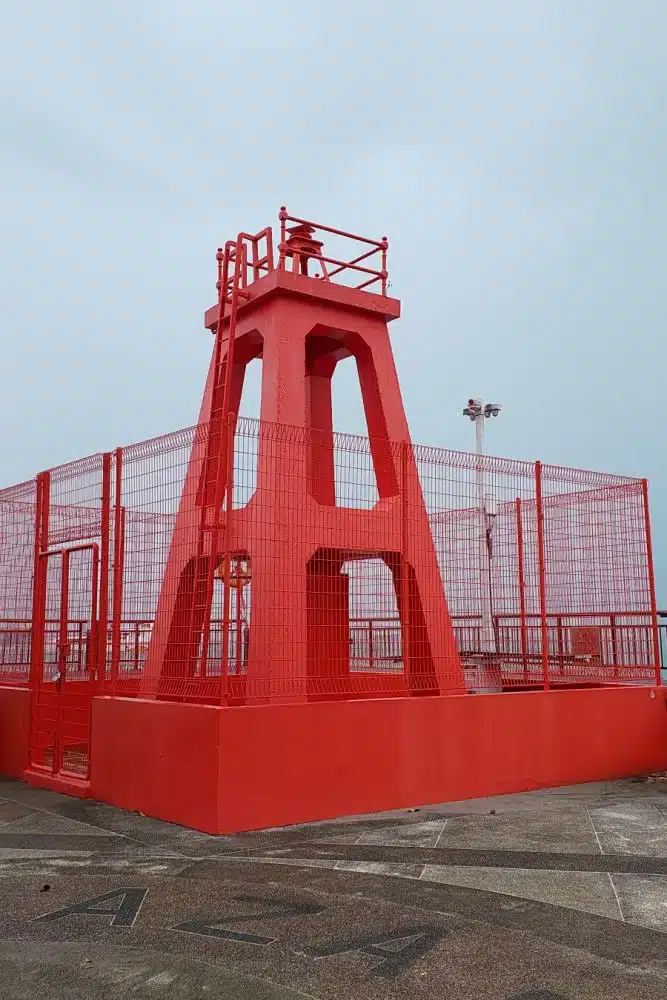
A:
0 492 35 683
1 417 659 704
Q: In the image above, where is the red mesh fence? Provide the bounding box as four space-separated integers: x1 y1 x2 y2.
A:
0 479 36 685
0 417 660 706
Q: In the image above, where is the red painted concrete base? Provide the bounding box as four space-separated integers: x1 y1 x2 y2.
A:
21 769 93 798
92 697 221 833
4 685 665 833
88 686 667 834
0 686 30 779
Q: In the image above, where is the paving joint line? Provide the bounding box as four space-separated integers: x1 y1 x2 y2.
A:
433 818 448 848
608 872 626 921
586 806 605 854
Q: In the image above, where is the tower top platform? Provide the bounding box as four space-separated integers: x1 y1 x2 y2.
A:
204 207 401 332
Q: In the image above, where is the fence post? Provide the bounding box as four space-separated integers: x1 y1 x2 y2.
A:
515 498 528 681
641 478 661 685
535 462 550 690
110 447 124 694
400 440 410 690
609 614 618 679
219 411 237 703
97 453 112 689
556 616 564 678
368 619 374 671
29 471 50 692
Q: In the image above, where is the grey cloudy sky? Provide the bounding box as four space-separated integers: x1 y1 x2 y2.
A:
1 1 666 594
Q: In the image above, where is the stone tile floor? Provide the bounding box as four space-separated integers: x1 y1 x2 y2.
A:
0 777 665 998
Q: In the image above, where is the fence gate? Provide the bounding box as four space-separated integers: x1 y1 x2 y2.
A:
29 544 99 781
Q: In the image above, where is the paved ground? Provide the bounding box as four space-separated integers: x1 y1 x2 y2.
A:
0 778 665 999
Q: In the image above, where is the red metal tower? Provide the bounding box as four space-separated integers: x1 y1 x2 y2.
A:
142 209 465 701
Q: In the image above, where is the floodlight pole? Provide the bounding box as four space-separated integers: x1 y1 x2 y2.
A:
462 399 502 654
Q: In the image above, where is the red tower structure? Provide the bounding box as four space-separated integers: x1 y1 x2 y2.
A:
1 207 664 834
142 209 465 701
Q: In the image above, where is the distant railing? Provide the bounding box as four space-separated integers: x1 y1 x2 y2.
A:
0 618 92 684
657 614 667 679
0 620 31 683
5 610 657 689
349 614 656 676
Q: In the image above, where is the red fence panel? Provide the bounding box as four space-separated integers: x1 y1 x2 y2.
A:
0 419 660 708
0 479 37 685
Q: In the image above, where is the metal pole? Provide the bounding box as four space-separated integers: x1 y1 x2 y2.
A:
235 560 242 675
515 497 528 681
29 472 49 692
400 440 411 689
641 479 662 686
535 461 550 690
111 448 124 694
476 413 495 652
98 453 112 689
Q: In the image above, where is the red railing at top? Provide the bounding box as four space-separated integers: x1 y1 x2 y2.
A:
277 207 389 295
213 209 389 303
216 227 274 304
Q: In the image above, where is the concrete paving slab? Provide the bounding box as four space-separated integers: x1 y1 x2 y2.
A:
353 819 447 847
589 801 667 856
284 843 667 873
0 782 78 812
0 799 40 825
333 860 424 878
53 799 223 850
0 855 192 881
0 809 121 838
0 779 665 998
260 856 342 870
313 831 363 845
431 806 600 854
0 848 94 862
419 865 621 921
0 832 137 853
611 874 667 931
0 938 311 999
233 856 666 930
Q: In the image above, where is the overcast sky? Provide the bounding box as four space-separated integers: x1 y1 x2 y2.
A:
1 1 666 596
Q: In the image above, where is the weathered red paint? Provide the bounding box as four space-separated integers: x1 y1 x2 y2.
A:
87 686 667 834
0 686 31 779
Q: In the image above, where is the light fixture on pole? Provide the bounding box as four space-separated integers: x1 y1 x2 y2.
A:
462 398 502 654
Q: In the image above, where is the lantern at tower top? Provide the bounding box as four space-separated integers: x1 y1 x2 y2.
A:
280 221 325 278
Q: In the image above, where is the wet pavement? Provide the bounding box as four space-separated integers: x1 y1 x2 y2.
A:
0 778 665 998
